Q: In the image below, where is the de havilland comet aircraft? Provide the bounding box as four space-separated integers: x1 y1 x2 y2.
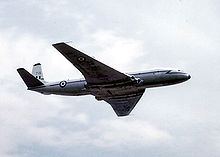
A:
17 42 191 116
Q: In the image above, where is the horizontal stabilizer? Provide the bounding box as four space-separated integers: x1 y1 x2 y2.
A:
17 68 44 88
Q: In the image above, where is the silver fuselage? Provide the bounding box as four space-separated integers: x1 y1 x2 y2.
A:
30 69 190 99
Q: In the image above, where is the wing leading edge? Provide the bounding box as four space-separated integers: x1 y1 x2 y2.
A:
53 42 131 85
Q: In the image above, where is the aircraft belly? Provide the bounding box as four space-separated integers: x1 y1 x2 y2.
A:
91 85 144 100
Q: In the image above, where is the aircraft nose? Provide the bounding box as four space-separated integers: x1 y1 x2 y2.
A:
186 74 191 80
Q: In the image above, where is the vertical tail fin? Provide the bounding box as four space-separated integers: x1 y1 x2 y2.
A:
32 63 45 82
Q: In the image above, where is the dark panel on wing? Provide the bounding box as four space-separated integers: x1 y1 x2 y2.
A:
53 43 131 85
104 90 145 116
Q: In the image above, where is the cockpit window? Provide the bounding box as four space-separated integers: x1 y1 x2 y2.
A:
166 70 171 74
166 69 183 74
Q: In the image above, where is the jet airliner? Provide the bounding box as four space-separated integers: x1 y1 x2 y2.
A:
17 42 191 116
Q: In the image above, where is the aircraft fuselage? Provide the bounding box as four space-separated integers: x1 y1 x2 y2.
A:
30 69 190 99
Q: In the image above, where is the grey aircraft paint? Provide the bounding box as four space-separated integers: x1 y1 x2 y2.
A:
17 42 191 116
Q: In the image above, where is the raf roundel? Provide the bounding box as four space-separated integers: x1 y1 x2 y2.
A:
59 80 67 88
77 56 85 62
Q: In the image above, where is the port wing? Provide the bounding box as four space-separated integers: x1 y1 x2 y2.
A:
53 42 131 85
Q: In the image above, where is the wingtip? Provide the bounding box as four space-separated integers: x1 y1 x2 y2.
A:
52 42 66 47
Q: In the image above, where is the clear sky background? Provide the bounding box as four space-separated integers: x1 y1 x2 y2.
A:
0 0 220 157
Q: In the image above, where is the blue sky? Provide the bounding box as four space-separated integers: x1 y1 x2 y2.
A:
0 0 220 157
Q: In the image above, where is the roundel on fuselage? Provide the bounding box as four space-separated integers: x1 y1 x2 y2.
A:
59 80 67 88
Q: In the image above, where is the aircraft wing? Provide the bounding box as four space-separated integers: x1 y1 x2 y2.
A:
53 42 131 85
104 90 145 116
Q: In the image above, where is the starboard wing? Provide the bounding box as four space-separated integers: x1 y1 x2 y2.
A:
53 42 131 85
104 90 145 116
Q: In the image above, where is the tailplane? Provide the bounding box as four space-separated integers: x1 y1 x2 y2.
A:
17 64 44 88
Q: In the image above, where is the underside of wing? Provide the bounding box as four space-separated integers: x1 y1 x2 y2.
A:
104 90 145 116
53 42 131 85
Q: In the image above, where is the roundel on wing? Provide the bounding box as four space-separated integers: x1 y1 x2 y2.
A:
59 81 67 88
77 56 85 62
